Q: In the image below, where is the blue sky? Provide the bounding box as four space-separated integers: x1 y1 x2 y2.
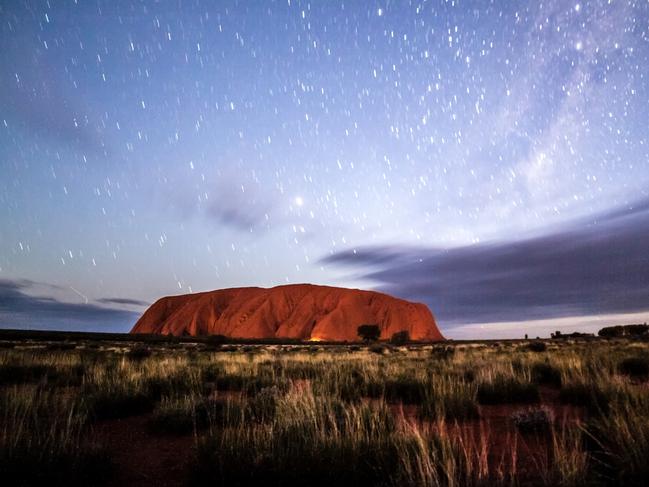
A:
1 0 648 337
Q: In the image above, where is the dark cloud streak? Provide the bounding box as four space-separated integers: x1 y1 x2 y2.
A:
95 297 150 307
0 280 138 332
322 197 649 326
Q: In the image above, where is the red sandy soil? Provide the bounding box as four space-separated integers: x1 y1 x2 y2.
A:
94 416 194 487
389 386 585 481
131 283 444 341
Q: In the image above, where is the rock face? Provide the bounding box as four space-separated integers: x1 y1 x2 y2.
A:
131 284 444 341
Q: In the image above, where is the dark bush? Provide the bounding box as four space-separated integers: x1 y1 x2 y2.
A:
147 397 241 435
477 377 540 405
205 334 229 346
282 362 321 380
148 402 201 435
369 344 388 355
618 356 649 379
0 446 113 487
46 341 77 351
126 346 152 361
0 364 50 385
421 392 479 421
463 370 476 383
146 372 197 399
430 346 455 361
246 386 280 423
511 407 553 433
87 390 156 420
531 362 562 387
46 364 86 387
357 324 381 343
214 374 247 391
559 383 614 415
202 363 226 382
527 341 547 352
390 331 410 345
383 377 425 404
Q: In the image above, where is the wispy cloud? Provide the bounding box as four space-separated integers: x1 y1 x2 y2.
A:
322 196 649 327
95 297 150 307
0 279 138 332
155 166 278 233
204 178 276 232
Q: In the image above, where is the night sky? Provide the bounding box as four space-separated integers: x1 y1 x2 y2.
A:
1 0 649 338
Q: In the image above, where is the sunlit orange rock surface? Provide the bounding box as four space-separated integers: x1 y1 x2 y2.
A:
131 284 444 341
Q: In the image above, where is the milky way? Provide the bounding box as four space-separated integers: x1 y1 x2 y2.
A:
1 1 648 336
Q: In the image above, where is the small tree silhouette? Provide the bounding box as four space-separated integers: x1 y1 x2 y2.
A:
390 330 410 345
357 324 381 343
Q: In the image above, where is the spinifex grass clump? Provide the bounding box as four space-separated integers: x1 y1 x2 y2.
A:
526 341 548 352
126 345 152 361
511 406 553 434
83 354 202 420
148 394 206 435
585 390 649 485
476 375 540 405
531 361 563 387
194 389 510 487
383 376 426 404
421 378 480 421
0 386 111 485
618 356 649 380
194 391 397 486
148 394 246 435
558 381 616 415
0 363 51 385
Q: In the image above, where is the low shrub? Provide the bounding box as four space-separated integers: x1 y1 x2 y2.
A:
201 362 226 382
0 388 113 485
421 385 479 421
559 382 614 415
511 406 553 433
214 374 247 391
390 331 410 345
369 344 388 355
86 389 155 420
0 364 51 385
126 346 152 361
430 346 455 361
531 362 562 387
527 341 547 352
147 395 229 435
46 342 77 351
246 386 280 423
618 356 649 380
477 377 540 405
585 395 649 484
383 377 425 404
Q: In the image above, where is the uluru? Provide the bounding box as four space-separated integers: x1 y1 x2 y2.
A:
131 284 444 341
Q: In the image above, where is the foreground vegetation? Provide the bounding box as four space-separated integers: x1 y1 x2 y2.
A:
1 337 648 486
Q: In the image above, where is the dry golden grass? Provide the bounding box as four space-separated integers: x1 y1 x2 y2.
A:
0 338 648 485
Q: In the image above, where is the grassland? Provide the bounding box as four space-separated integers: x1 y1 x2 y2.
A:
1 335 648 486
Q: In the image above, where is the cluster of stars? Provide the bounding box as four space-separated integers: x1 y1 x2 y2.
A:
0 0 647 314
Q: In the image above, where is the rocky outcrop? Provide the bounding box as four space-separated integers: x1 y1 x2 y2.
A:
131 284 444 341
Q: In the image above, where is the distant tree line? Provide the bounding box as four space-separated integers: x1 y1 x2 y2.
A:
598 323 649 338
550 330 594 339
